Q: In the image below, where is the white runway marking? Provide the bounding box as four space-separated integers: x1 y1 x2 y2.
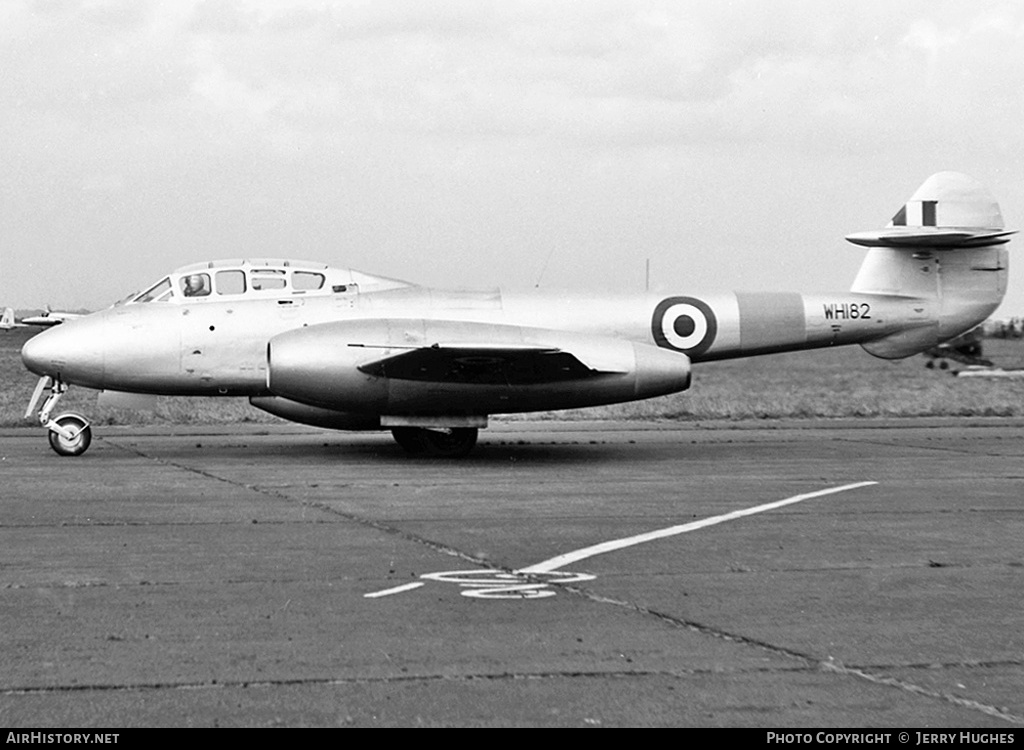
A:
364 582 425 598
364 481 877 599
521 481 877 574
419 569 597 599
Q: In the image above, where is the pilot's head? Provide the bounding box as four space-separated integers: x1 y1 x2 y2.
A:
184 275 206 295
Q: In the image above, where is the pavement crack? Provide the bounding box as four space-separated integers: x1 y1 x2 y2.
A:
104 439 500 572
545 584 1024 726
0 663 841 696
890 658 1024 670
836 436 1018 459
100 437 1024 726
5 658 1022 714
819 661 1024 725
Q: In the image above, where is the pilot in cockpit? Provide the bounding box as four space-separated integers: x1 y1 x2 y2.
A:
182 274 210 297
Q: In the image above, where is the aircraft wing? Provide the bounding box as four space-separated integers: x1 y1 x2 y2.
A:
267 319 690 421
356 343 618 385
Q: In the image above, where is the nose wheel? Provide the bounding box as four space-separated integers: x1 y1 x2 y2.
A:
26 376 94 457
47 414 92 457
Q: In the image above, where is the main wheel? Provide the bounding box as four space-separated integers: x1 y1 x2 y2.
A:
391 427 478 457
47 413 92 457
391 427 427 455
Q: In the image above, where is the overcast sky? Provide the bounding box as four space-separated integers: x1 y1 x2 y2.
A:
3 0 1023 316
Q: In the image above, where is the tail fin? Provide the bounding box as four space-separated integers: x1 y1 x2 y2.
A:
1 307 17 330
846 172 1013 358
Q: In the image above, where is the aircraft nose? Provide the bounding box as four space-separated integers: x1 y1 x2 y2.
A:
21 327 61 375
21 318 105 386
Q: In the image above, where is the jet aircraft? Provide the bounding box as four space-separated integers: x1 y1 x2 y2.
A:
20 172 1014 457
923 315 1024 370
2 306 82 330
2 308 29 330
20 306 82 327
924 327 991 369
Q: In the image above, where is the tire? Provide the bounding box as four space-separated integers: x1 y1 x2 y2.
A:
47 414 92 457
391 427 427 454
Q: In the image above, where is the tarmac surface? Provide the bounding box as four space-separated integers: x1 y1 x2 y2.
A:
1 418 1022 728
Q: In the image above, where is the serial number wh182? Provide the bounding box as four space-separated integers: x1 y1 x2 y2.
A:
823 302 871 320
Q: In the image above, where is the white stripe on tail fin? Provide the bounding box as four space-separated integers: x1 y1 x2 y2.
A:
847 172 1014 249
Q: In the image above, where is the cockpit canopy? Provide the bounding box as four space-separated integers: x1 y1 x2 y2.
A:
124 259 410 305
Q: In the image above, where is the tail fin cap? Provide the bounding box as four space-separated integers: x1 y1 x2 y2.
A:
846 172 1015 249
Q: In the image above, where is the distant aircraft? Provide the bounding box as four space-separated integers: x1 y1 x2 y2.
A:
923 315 1023 369
20 172 1015 457
924 326 991 369
1 306 82 330
1 307 29 330
19 306 82 327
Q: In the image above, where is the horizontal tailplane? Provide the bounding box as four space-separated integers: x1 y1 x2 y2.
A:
847 172 1013 359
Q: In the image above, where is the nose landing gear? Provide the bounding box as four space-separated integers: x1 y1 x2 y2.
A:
26 376 93 457
47 413 92 456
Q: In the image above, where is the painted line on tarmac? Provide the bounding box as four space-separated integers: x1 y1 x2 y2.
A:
521 481 877 574
364 481 877 599
364 582 425 598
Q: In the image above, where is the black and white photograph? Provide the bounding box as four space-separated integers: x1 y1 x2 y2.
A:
1 0 1023 730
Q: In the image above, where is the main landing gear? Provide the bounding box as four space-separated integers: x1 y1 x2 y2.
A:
26 376 93 457
390 427 478 457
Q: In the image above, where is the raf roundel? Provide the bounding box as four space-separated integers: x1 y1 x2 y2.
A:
651 296 717 356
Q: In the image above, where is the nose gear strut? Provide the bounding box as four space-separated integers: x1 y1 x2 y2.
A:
25 376 93 456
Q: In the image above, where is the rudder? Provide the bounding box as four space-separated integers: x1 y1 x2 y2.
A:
845 172 1013 358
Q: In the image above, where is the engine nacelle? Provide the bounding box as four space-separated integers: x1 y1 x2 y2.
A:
267 319 691 416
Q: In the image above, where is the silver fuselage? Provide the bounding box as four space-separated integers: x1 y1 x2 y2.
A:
21 283 945 398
